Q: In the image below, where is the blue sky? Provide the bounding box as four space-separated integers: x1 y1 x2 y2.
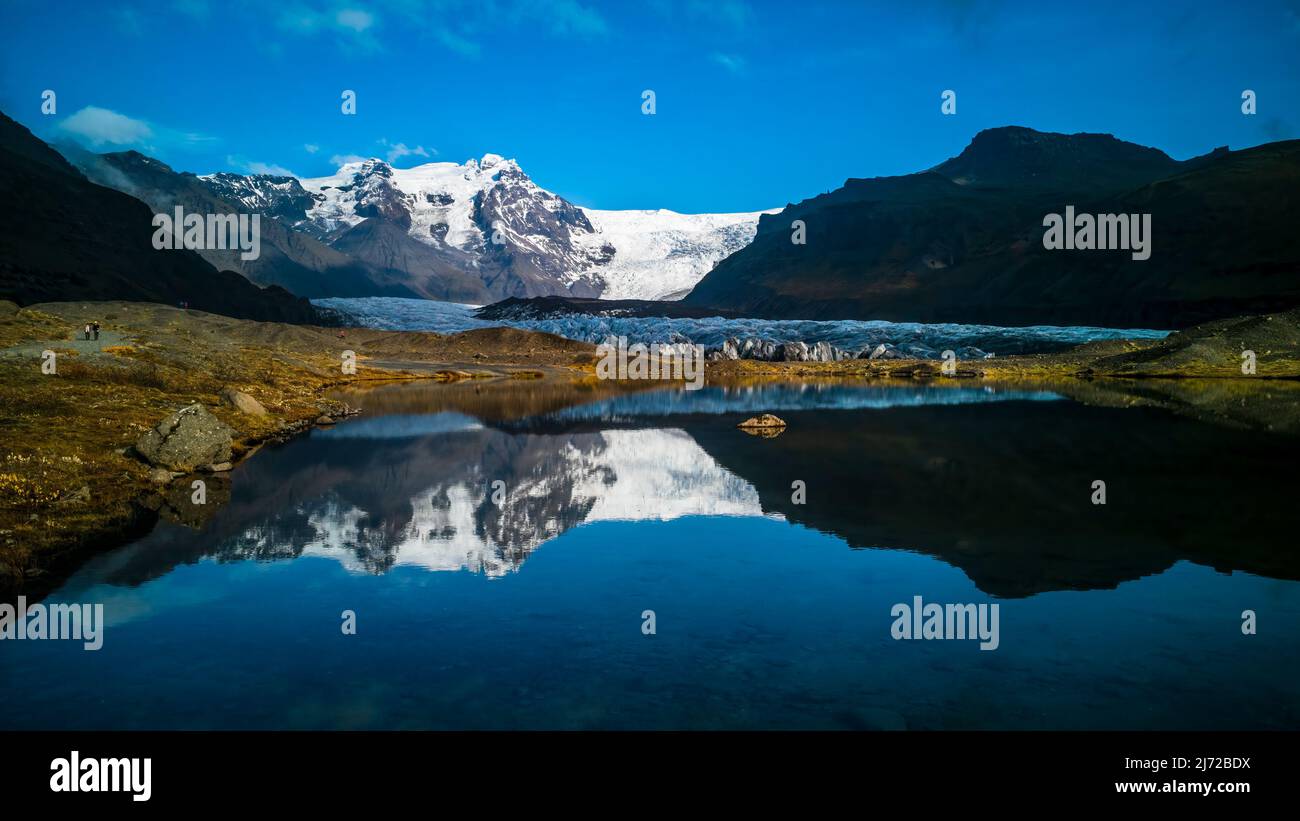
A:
2 0 1299 212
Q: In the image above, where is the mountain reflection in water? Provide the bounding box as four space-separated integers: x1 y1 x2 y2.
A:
11 379 1300 731
60 380 1299 598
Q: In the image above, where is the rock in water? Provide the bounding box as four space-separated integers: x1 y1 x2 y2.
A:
220 387 268 417
135 404 234 472
737 414 788 430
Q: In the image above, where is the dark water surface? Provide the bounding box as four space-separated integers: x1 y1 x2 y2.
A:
4 380 1298 729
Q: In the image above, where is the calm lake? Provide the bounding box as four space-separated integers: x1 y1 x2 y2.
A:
4 379 1299 729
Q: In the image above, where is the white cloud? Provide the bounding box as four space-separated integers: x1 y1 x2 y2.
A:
335 8 374 32
58 106 154 146
379 139 435 164
434 27 481 57
330 153 368 166
227 155 296 176
56 106 215 153
304 143 320 154
275 3 381 53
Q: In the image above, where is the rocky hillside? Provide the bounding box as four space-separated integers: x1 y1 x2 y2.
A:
0 111 321 323
60 146 417 299
684 127 1300 329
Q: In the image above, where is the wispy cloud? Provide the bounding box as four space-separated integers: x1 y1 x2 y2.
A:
379 138 434 163
275 3 383 53
711 52 747 74
226 155 296 176
387 0 609 60
335 8 375 32
56 106 215 153
653 0 753 31
304 143 320 154
172 0 210 18
182 1 609 60
528 0 608 38
689 0 753 30
433 27 482 57
330 153 368 166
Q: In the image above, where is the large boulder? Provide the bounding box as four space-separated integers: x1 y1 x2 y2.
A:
220 387 268 417
862 343 905 360
134 404 234 472
778 341 810 362
738 338 782 361
708 338 741 361
809 341 850 361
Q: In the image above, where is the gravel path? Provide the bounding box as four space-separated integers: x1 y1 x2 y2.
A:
0 329 131 359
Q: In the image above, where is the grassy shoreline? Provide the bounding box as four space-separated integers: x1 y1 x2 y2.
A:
3 299 1297 596
0 300 593 595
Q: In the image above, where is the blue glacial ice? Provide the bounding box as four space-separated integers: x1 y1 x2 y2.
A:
314 297 1170 358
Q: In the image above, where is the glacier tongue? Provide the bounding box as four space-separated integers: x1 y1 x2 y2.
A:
578 207 776 300
314 296 1170 358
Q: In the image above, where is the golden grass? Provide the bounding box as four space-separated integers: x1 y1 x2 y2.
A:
0 337 385 587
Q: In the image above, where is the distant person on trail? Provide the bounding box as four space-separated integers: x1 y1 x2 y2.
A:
92 321 100 341
83 323 91 341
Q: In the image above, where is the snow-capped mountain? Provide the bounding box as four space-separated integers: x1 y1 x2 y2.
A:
203 154 770 303
295 154 611 299
200 172 316 223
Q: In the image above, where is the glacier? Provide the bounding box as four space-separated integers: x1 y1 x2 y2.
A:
314 296 1170 359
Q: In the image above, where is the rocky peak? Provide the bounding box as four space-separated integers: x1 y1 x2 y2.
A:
200 172 315 223
932 126 1180 192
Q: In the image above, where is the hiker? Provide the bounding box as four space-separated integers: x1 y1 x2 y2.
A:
83 323 91 341
92 321 100 341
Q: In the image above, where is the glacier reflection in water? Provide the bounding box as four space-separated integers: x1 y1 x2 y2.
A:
53 383 1065 583
296 427 769 577
11 380 1300 731
291 385 1059 575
